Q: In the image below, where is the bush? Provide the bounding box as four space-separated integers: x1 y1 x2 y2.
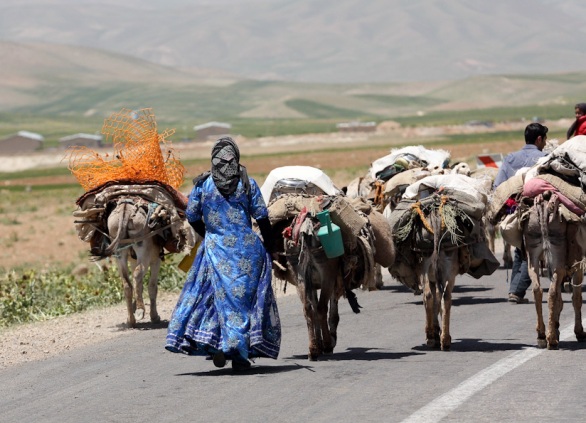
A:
0 262 186 328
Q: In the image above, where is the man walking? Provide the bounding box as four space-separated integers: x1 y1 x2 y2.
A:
494 123 548 303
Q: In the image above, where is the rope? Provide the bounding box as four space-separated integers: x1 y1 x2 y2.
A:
117 220 178 246
411 201 434 234
146 202 159 229
438 195 448 231
373 180 385 208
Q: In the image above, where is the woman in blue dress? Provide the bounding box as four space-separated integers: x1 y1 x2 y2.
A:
165 137 281 371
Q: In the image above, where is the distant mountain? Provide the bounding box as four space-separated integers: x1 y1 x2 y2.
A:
1 40 584 124
0 0 585 83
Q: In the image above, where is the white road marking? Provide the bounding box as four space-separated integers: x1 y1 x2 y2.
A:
401 320 583 423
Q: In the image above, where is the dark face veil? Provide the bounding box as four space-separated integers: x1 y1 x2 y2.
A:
210 137 250 196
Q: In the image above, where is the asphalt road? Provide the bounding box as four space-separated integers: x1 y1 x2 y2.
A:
1 267 585 423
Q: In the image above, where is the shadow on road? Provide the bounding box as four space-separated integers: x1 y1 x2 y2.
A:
379 284 413 294
285 347 423 362
557 341 586 351
114 320 169 331
452 296 509 306
453 285 493 294
379 283 494 297
176 363 310 376
412 338 533 353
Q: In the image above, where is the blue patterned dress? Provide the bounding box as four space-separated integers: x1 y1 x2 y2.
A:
165 176 281 361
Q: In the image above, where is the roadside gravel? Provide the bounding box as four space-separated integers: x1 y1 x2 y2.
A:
0 284 294 370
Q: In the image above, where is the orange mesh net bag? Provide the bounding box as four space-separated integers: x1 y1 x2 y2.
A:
67 108 185 191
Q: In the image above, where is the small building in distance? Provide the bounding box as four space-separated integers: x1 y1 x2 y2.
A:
59 133 103 149
193 122 232 141
336 121 377 133
0 131 45 155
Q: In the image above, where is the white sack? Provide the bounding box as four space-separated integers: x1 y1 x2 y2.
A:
260 166 341 204
402 174 491 204
369 145 450 179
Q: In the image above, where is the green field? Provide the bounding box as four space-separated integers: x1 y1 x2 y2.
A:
1 66 584 146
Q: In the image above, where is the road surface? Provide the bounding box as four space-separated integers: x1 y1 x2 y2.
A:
1 267 585 422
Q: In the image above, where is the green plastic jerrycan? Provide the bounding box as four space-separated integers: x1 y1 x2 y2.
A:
316 210 344 258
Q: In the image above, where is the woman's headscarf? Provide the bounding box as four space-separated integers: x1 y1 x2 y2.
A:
567 103 586 139
209 137 250 196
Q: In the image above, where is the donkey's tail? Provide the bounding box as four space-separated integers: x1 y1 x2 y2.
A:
104 200 131 256
346 288 362 314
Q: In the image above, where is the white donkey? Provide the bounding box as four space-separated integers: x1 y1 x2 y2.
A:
105 197 163 327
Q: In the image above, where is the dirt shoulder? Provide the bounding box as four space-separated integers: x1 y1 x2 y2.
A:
0 284 295 370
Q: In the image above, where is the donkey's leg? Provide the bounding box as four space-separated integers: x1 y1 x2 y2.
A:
131 243 147 321
146 245 162 323
487 222 496 254
567 232 586 342
502 242 513 268
296 281 320 361
117 251 136 328
309 287 324 354
327 294 340 353
422 271 439 348
374 264 384 290
571 272 586 341
427 280 442 347
546 266 564 350
439 250 458 351
316 261 338 355
527 247 545 348
440 280 454 351
317 287 334 355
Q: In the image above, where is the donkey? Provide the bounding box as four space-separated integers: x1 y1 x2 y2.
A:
393 193 496 351
105 196 164 327
522 194 586 349
484 219 513 268
415 209 462 351
276 210 362 361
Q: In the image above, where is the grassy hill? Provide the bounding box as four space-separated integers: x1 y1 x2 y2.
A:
0 41 583 144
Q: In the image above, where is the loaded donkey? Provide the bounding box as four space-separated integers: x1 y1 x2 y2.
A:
498 136 586 349
262 167 395 360
74 181 195 327
388 173 498 350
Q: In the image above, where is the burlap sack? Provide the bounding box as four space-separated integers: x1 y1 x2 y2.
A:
384 168 429 198
470 167 499 182
535 173 586 212
488 174 524 223
267 194 322 225
389 260 420 294
387 199 416 236
329 197 368 249
347 196 373 215
499 213 522 249
367 210 395 267
440 189 486 220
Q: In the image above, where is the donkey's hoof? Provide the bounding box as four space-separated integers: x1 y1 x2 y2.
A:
426 339 439 348
547 342 559 350
151 314 161 324
536 339 547 349
134 308 145 321
576 332 586 342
